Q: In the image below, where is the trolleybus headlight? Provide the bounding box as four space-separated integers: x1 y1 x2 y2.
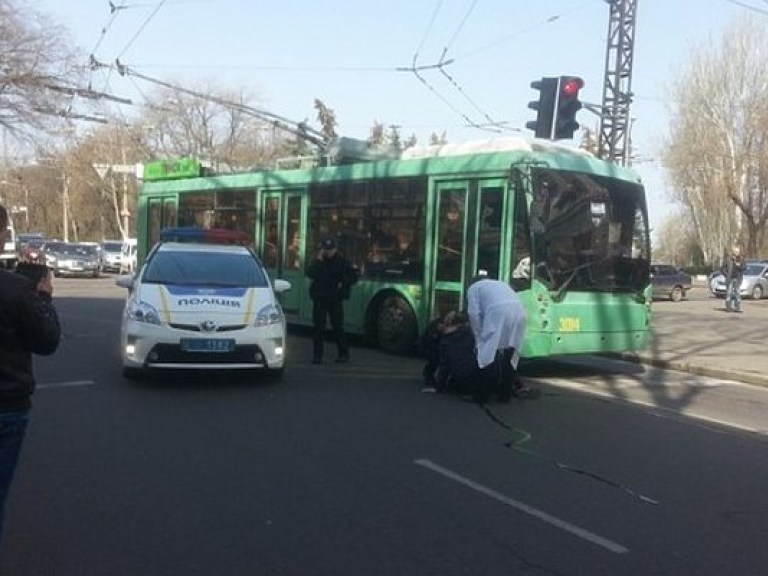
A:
254 303 283 326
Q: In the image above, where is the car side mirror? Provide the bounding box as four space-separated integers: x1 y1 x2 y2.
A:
273 279 292 294
115 275 134 291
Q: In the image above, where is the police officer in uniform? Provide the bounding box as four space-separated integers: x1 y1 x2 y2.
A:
307 237 357 364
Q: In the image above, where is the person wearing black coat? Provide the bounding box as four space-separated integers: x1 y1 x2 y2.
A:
0 205 60 546
435 315 483 397
306 237 357 363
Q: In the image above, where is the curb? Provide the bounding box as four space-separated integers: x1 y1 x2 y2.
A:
613 353 768 388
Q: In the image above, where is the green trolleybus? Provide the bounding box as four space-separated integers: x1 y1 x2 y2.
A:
136 137 651 357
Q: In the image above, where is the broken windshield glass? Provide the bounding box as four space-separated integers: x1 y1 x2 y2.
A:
530 168 650 296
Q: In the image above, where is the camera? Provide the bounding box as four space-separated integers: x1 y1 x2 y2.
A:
15 263 50 286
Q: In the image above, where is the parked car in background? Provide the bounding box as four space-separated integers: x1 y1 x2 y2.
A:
100 240 124 272
119 238 137 274
0 217 16 269
16 233 46 263
650 264 692 302
41 240 66 266
45 242 102 277
709 260 768 300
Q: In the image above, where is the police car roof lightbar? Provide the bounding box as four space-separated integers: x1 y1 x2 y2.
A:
160 227 250 245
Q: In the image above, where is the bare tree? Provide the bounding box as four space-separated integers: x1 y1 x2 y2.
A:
139 83 288 171
664 17 768 260
0 0 82 134
429 131 447 145
652 211 702 268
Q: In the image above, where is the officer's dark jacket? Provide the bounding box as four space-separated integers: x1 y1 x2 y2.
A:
307 254 357 303
0 270 60 411
437 324 478 389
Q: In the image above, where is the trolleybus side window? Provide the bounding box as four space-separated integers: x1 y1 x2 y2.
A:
435 191 465 282
308 178 426 280
178 190 256 244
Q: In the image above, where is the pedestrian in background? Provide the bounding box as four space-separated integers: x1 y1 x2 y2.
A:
466 274 537 403
724 246 745 313
0 205 60 547
307 237 358 364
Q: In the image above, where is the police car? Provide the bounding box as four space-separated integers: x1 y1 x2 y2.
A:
116 228 290 379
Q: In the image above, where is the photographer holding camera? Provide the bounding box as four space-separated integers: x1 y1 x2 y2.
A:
0 205 60 547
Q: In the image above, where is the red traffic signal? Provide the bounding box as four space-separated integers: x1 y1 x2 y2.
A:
554 76 584 140
560 77 584 98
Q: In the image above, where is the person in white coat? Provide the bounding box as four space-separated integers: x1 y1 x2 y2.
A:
466 275 537 402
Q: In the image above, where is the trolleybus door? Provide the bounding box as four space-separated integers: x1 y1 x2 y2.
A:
430 180 506 318
146 196 177 258
259 191 305 316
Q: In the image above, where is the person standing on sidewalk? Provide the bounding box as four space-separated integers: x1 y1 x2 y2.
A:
0 205 60 547
466 274 537 403
307 237 357 364
724 246 745 313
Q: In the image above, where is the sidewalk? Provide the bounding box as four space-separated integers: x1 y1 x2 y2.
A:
621 286 768 387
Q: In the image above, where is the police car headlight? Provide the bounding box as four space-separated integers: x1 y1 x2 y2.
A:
126 299 162 325
254 303 283 326
45 254 57 264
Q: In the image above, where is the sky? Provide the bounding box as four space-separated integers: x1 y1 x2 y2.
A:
29 0 754 234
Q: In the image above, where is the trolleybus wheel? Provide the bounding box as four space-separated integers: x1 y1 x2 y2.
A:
376 295 417 354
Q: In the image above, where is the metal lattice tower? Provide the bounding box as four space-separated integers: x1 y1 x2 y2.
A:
598 0 638 166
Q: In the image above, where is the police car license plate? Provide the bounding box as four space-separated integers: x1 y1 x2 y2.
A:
180 338 235 353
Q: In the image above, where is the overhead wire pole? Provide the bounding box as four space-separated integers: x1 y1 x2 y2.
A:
598 0 638 166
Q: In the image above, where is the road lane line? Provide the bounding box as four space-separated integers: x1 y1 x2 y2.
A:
37 380 96 390
414 458 629 554
543 378 764 436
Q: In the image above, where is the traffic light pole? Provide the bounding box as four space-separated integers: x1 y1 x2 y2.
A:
598 0 637 167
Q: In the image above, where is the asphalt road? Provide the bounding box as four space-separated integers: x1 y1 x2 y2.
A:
2 277 767 575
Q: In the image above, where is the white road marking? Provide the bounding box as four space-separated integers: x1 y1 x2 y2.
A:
37 380 96 390
543 378 765 435
414 458 629 554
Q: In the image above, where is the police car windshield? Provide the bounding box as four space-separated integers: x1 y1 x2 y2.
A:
143 250 269 288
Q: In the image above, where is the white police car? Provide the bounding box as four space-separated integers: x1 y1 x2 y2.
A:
116 229 290 379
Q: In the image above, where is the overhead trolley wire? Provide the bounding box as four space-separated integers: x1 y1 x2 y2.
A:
723 0 768 15
453 0 599 61
413 0 446 66
443 0 479 52
402 0 513 133
90 1 128 58
117 0 170 59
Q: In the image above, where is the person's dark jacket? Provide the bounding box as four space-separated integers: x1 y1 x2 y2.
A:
437 324 479 392
0 270 60 411
421 317 444 361
724 256 745 285
307 253 358 303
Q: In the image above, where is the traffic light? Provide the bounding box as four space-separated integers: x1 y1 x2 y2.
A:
553 76 584 140
526 76 584 140
526 77 558 139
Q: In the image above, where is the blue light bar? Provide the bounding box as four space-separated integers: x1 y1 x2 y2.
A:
160 227 250 245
